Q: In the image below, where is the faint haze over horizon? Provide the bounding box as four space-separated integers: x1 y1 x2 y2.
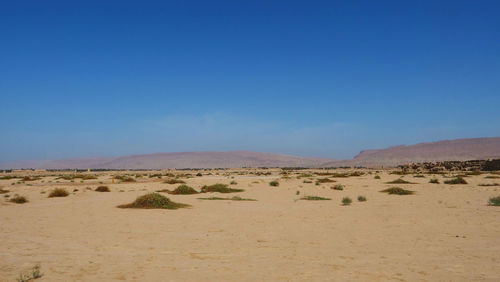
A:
1 1 499 162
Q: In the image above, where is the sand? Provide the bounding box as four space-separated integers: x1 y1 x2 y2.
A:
1 170 499 281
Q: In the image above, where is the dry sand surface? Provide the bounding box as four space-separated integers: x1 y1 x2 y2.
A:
1 169 500 281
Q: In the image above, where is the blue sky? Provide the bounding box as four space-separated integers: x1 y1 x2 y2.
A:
1 0 499 162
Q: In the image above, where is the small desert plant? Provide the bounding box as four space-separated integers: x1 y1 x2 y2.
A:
386 178 413 184
485 175 500 179
413 174 425 178
200 183 244 193
301 196 331 200
444 177 467 184
429 178 439 184
198 196 257 201
296 190 300 195
95 186 110 192
0 188 9 194
196 173 203 176
342 197 352 205
9 195 28 204
316 178 335 183
163 178 186 184
48 188 69 197
332 184 344 190
380 187 414 195
17 264 43 282
488 196 500 206
269 181 279 187
169 184 199 195
374 175 381 179
357 195 367 202
478 183 500 187
230 181 237 185
117 193 189 209
303 180 313 183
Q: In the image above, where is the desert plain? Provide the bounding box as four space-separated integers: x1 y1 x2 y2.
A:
1 169 499 281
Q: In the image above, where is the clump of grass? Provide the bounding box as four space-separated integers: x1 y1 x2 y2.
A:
386 178 413 184
488 196 500 206
269 181 279 187
316 178 336 183
117 193 189 209
48 188 69 197
17 264 43 282
196 172 203 176
485 175 500 179
303 180 313 183
478 183 499 187
357 195 367 202
198 196 257 201
444 177 467 185
22 176 40 181
230 181 237 185
374 175 381 179
342 197 352 205
413 174 425 178
332 184 344 190
9 195 28 204
429 178 440 184
300 195 331 200
95 186 110 192
169 184 199 195
0 188 10 194
163 178 186 184
200 183 244 193
296 190 300 195
380 187 414 195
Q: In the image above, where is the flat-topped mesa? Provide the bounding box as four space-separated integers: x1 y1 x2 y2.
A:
398 159 500 173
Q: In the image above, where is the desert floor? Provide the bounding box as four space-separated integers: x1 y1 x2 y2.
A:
1 169 499 281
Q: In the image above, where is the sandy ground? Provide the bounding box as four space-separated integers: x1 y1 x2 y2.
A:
1 170 499 281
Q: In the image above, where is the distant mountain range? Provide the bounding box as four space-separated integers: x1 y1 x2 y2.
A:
1 137 499 169
320 137 500 167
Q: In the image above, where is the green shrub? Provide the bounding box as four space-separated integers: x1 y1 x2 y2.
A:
269 181 279 187
342 197 352 205
386 179 413 184
332 184 344 190
0 188 9 194
163 178 186 184
301 196 331 200
316 178 335 183
48 188 69 197
198 196 256 201
169 184 198 195
200 183 244 193
429 178 439 184
488 196 500 206
357 195 367 202
230 181 237 185
380 187 414 195
17 264 42 282
478 183 499 187
374 175 381 179
117 193 189 209
444 177 467 184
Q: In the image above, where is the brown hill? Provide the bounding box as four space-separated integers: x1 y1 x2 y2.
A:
0 151 335 169
321 137 500 167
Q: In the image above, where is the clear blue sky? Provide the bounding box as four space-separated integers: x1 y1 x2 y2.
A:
1 0 499 162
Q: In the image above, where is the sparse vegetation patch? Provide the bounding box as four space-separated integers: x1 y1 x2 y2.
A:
168 184 199 195
488 196 500 206
444 177 467 185
380 187 414 195
9 195 28 204
48 188 69 197
300 196 331 200
117 193 189 209
386 178 414 184
200 183 244 193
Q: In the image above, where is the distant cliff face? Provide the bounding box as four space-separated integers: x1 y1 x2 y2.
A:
320 137 500 167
